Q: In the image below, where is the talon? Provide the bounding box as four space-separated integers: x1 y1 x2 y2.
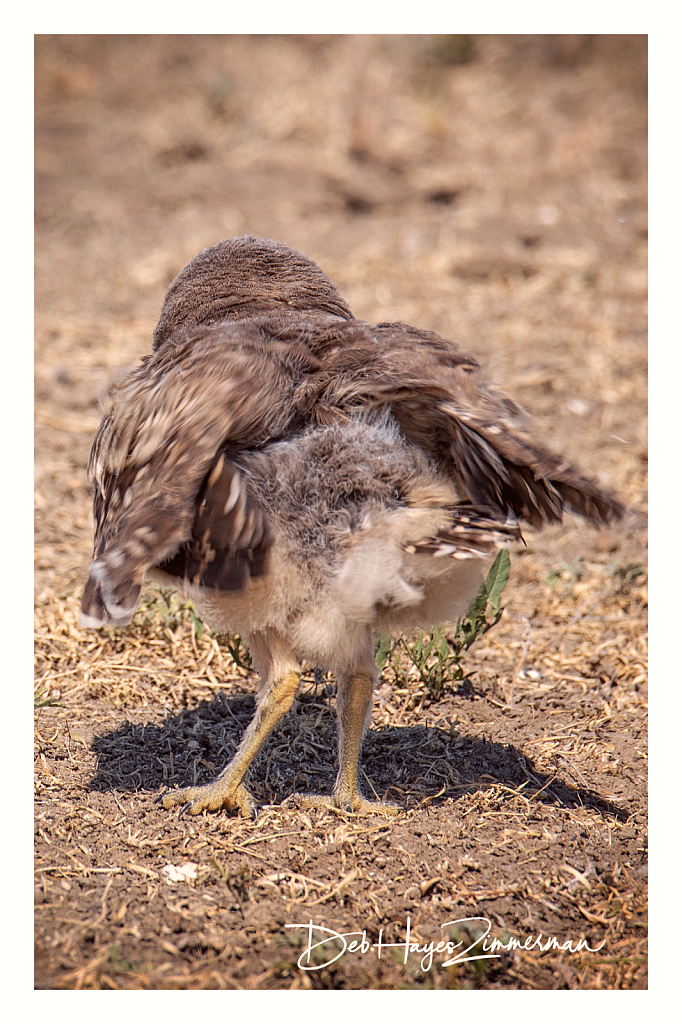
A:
158 778 259 817
296 791 402 816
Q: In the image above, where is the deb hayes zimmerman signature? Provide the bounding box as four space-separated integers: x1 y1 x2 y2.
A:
286 916 606 973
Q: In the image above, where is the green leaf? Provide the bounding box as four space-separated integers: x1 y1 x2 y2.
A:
484 548 511 616
224 634 252 670
375 632 393 669
34 686 67 709
186 606 205 638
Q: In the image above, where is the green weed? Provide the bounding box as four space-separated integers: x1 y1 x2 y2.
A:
376 549 511 700
34 686 66 709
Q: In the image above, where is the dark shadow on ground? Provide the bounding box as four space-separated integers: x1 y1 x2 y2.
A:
89 689 629 822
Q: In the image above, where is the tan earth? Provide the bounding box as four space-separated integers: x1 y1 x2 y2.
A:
34 35 647 990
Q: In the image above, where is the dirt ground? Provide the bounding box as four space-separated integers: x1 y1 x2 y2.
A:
34 35 647 990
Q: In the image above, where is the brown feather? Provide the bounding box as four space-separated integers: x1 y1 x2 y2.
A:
404 504 523 559
156 451 271 591
81 236 624 631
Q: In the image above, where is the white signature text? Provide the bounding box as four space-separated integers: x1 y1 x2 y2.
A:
285 916 606 972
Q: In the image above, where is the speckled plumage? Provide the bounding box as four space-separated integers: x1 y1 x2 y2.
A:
80 236 623 817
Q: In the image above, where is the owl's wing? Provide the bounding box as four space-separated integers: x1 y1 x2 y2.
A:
315 320 625 528
403 504 523 559
81 323 319 627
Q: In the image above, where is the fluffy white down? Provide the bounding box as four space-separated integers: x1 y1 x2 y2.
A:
149 414 493 676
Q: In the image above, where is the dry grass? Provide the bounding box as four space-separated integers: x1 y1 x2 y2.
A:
35 553 647 990
35 34 647 990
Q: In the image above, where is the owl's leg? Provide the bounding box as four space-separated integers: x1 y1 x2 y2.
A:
162 630 300 817
299 633 400 816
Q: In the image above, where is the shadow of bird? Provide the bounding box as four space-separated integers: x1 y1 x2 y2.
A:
80 236 624 818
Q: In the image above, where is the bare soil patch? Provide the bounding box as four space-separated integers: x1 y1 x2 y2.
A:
35 35 647 990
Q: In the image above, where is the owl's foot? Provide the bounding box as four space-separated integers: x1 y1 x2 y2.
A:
295 790 401 817
161 665 301 820
161 779 257 818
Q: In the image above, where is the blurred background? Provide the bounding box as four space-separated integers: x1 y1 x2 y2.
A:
35 34 647 597
34 37 648 990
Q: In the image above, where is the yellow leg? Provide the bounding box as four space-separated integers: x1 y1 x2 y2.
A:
300 669 400 817
163 630 300 817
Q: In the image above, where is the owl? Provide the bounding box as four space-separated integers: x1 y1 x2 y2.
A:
80 237 622 817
